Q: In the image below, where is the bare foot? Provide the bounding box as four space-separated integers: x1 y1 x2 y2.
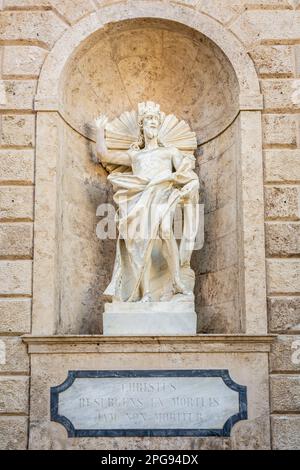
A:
173 280 192 296
140 292 152 303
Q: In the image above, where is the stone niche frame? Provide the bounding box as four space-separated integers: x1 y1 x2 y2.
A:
32 1 266 336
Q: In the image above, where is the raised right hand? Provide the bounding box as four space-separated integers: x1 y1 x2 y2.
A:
95 114 109 130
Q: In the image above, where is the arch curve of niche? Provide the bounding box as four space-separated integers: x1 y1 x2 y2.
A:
61 19 240 146
32 2 267 336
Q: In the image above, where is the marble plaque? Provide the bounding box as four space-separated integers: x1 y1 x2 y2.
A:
50 370 247 437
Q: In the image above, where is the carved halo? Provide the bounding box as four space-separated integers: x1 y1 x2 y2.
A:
101 102 197 174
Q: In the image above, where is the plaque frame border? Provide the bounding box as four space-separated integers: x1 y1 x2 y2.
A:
50 369 247 438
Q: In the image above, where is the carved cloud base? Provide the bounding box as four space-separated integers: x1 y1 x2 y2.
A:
103 301 197 335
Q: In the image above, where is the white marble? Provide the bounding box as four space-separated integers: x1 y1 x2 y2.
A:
95 101 200 305
103 312 197 336
105 300 195 313
103 301 197 335
58 376 240 431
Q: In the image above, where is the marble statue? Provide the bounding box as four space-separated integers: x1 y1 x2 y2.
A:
95 102 199 304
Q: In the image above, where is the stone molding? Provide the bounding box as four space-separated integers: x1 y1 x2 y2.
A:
23 335 275 354
34 1 261 110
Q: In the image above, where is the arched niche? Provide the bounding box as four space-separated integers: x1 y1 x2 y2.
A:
62 19 239 146
32 3 267 336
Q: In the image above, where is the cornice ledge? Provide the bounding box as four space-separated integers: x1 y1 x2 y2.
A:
22 334 276 354
22 334 276 344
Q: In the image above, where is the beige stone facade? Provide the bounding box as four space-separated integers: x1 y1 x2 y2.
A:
0 0 300 450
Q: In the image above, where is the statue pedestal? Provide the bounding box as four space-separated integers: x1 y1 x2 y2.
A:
23 335 274 449
103 301 197 335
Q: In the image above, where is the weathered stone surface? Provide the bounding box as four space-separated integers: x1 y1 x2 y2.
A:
249 45 294 76
265 186 300 220
231 11 300 46
197 238 217 275
268 296 300 333
0 11 67 48
3 0 96 25
238 111 268 335
0 223 33 257
295 44 300 77
0 114 35 147
63 21 239 146
0 416 28 450
3 0 49 6
0 80 36 110
0 260 32 295
0 149 34 183
271 375 300 412
2 46 47 77
199 0 239 24
0 337 29 373
203 203 236 240
264 150 300 183
32 421 235 450
198 300 240 334
272 416 300 450
200 0 287 26
216 234 239 271
266 223 300 256
51 0 95 25
32 112 63 335
270 335 300 372
94 0 124 6
261 80 300 111
263 114 298 146
172 0 198 4
0 376 29 414
0 187 34 220
230 414 271 450
194 123 243 334
199 266 238 306
267 260 300 294
0 298 31 333
28 346 271 449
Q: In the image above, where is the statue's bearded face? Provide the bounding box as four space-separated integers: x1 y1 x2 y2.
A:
142 113 160 140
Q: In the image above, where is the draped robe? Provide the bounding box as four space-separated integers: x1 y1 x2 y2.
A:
104 148 199 302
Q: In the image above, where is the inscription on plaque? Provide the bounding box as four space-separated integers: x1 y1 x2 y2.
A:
50 370 247 437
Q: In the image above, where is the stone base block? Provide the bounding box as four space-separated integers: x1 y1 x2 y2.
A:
103 301 197 335
23 335 274 450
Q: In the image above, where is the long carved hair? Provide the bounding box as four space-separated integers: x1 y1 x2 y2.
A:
130 115 165 150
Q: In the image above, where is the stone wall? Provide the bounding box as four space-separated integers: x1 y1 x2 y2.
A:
56 16 241 334
195 120 242 333
0 0 300 449
58 120 114 334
